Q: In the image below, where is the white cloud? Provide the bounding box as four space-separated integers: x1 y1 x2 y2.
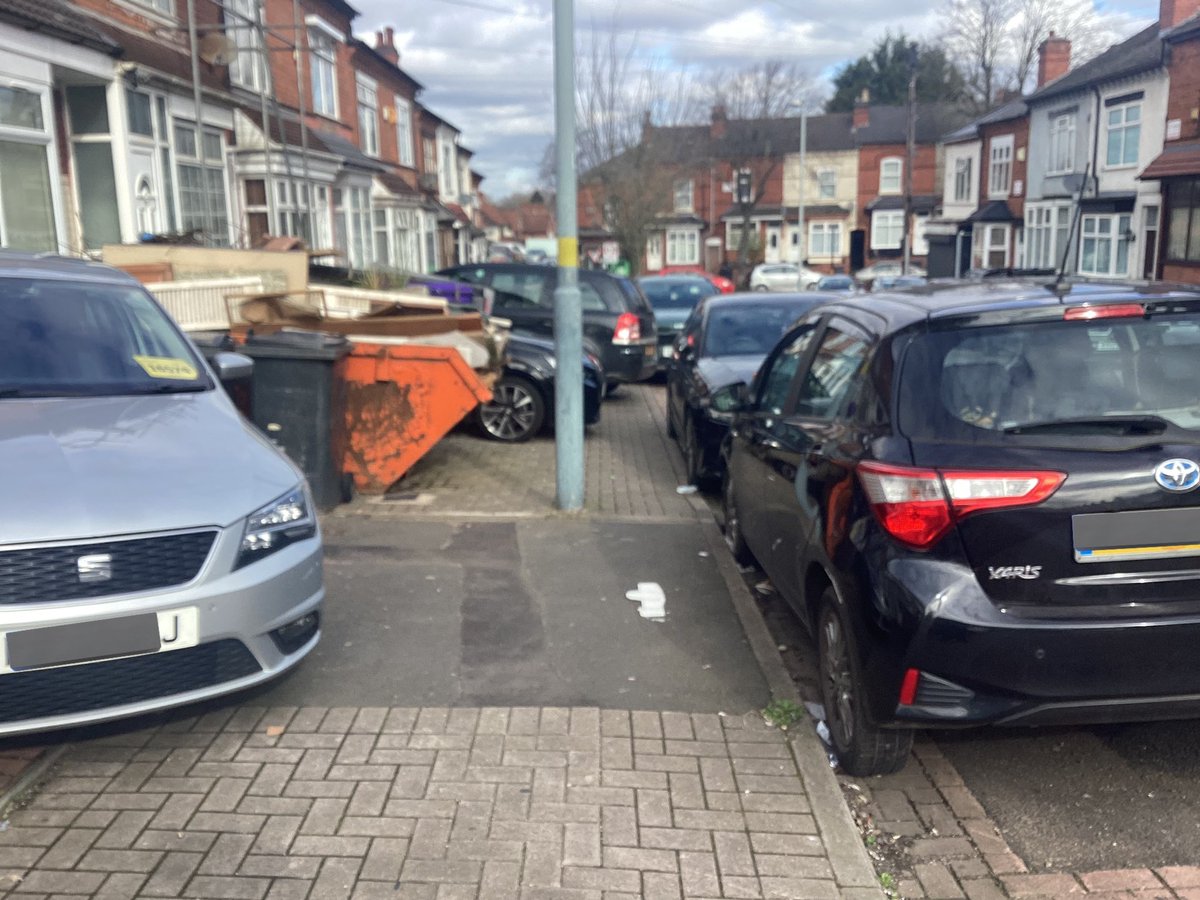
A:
352 0 1154 200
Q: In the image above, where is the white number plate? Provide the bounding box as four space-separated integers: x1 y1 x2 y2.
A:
0 607 200 675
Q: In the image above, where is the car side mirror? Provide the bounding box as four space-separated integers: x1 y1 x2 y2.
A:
711 381 750 413
211 351 254 382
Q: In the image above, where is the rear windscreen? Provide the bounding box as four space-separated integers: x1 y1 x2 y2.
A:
898 315 1200 442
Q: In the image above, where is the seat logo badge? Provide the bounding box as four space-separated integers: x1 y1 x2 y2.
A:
77 553 113 583
1154 459 1200 493
988 565 1041 580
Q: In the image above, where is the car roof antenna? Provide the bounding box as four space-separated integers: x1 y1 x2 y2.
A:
1050 165 1089 301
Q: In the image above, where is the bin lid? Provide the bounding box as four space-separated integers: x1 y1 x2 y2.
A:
243 328 352 361
187 331 236 352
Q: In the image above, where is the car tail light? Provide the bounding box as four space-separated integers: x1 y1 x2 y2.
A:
857 462 1065 550
613 312 641 345
1064 303 1144 320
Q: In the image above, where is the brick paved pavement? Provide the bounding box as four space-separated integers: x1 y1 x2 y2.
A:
346 384 698 520
0 706 883 900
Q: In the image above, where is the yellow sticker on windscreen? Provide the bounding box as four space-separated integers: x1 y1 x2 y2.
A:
134 355 198 380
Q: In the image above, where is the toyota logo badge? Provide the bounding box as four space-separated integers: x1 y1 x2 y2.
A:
1154 459 1200 493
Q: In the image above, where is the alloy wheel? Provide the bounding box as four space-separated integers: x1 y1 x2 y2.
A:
479 380 541 441
820 608 856 750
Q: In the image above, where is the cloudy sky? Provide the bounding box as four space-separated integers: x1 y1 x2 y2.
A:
353 0 1156 200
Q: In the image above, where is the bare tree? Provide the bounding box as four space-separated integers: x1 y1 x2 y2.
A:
703 60 824 120
1008 0 1108 93
942 0 1016 112
574 24 701 272
941 0 1118 110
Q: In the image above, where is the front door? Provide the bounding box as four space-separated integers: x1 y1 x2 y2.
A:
764 225 782 263
1142 204 1160 279
129 148 159 238
733 323 818 561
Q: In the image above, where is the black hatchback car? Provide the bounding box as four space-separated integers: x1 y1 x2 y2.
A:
437 263 657 386
666 292 828 485
717 280 1200 775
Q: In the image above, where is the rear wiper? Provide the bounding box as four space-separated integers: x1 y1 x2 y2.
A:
1004 415 1172 436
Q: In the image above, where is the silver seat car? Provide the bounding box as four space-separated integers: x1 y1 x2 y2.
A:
0 254 323 735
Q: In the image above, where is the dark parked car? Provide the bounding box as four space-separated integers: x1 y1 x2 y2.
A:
437 263 657 386
666 292 828 485
477 330 604 442
635 275 720 371
812 274 856 292
717 280 1200 776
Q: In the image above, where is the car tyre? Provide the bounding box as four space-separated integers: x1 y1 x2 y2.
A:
721 471 754 566
817 588 913 776
753 284 768 291
478 375 546 442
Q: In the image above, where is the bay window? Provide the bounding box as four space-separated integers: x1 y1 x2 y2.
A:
808 221 841 258
666 228 699 265
871 211 903 250
1079 213 1132 277
0 83 56 252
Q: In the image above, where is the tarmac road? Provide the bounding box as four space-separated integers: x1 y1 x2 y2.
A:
252 515 772 713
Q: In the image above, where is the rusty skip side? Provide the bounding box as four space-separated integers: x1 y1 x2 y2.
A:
340 343 493 494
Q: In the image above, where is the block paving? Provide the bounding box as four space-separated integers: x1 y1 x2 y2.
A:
0 706 882 899
845 738 1200 899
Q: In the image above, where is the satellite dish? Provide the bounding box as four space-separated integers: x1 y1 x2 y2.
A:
198 33 239 67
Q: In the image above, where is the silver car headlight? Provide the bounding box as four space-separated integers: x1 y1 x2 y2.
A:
235 484 317 569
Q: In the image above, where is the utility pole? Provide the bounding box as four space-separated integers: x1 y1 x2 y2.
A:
552 0 583 511
185 0 212 240
797 111 806 267
902 44 917 274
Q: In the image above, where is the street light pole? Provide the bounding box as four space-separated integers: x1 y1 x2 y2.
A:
552 0 583 511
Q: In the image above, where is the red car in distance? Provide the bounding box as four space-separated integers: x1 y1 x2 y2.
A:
658 265 736 294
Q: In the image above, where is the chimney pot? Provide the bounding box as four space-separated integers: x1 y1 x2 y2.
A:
375 25 399 64
1037 33 1072 87
1160 0 1200 30
852 90 870 130
710 103 728 139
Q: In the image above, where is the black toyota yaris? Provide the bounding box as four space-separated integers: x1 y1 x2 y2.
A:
716 279 1200 775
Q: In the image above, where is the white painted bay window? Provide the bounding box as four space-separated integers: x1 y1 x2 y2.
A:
1079 213 1132 276
871 211 903 250
666 228 699 265
0 83 56 251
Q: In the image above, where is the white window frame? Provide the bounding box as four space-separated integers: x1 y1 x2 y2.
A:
1048 113 1075 175
226 0 266 93
673 178 693 212
1025 203 1073 269
871 210 903 250
1105 101 1141 169
879 157 902 195
953 157 973 203
988 134 1013 199
979 223 1010 268
0 81 59 252
356 75 379 158
665 227 699 265
808 221 841 258
817 168 836 200
395 96 414 168
1078 212 1133 277
173 120 231 245
307 25 338 119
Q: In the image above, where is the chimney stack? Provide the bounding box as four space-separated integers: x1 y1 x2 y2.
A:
710 103 728 140
374 26 398 64
641 109 654 142
1037 32 1071 87
1160 0 1200 30
852 88 870 130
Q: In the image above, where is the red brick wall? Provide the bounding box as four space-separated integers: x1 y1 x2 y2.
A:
1166 39 1200 143
857 143 939 217
979 117 1029 218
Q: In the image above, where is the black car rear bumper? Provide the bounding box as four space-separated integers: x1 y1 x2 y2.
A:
867 558 1200 729
607 340 658 383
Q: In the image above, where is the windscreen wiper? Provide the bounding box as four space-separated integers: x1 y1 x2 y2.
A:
128 383 210 395
1004 415 1172 436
